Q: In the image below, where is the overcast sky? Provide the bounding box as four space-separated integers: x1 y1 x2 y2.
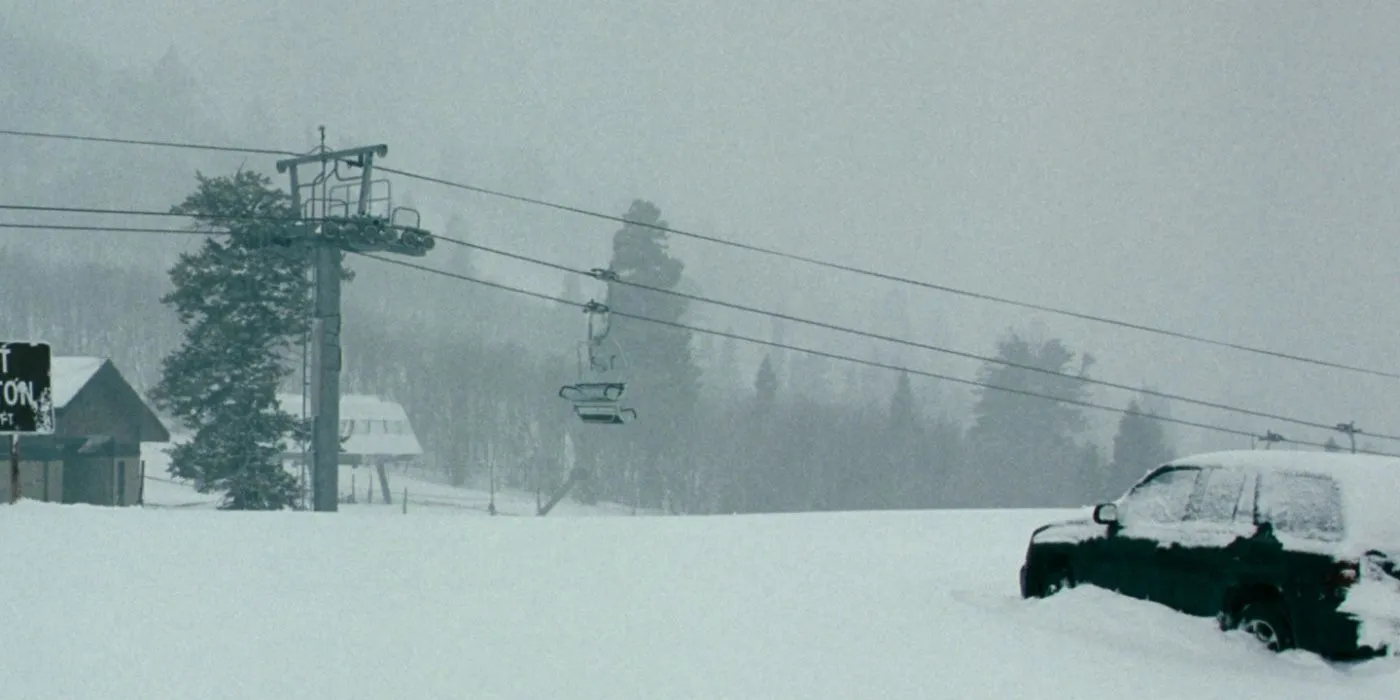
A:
6 0 1400 453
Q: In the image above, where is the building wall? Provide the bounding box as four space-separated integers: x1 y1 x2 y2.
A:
51 362 154 507
0 460 63 503
6 360 166 508
115 456 140 506
62 456 116 506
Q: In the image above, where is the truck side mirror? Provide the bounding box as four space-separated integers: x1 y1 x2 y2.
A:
1092 503 1119 525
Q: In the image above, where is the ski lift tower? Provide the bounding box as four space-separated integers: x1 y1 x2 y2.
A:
276 140 435 512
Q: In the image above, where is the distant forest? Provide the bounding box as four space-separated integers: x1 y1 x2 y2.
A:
0 197 1184 513
0 30 1204 512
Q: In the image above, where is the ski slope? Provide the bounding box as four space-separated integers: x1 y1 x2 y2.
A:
138 440 651 517
2 502 1397 699
139 465 645 517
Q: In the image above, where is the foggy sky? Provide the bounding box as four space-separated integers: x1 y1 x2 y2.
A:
6 0 1400 454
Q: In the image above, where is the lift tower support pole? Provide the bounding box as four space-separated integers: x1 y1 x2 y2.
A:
276 143 387 512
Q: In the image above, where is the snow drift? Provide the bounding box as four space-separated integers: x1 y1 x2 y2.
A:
1 502 1398 699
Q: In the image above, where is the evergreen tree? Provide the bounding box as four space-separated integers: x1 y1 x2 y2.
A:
1322 436 1342 453
754 354 779 411
960 332 1097 507
561 272 583 305
889 372 918 433
716 330 742 398
725 354 780 513
440 211 474 275
149 171 322 510
1108 400 1175 497
603 199 702 510
882 371 924 508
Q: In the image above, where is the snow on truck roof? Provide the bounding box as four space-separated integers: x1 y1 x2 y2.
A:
1168 450 1400 551
1171 449 1400 477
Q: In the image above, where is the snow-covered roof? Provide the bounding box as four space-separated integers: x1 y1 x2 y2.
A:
1168 450 1400 552
50 356 107 408
340 394 411 423
275 392 422 458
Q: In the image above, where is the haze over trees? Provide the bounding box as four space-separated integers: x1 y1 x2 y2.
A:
5 156 1176 512
2 161 1186 513
0 35 1227 513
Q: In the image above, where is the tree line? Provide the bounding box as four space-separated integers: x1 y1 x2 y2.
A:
3 169 1181 511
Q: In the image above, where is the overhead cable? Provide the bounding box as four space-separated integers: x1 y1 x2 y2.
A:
353 250 1397 458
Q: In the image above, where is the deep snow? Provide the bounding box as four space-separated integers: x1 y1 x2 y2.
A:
3 501 1399 699
139 439 651 517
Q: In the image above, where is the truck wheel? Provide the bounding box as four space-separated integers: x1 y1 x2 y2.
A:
1236 599 1294 652
1034 564 1073 598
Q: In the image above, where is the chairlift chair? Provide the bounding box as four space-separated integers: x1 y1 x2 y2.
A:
574 401 638 425
559 382 627 403
557 295 638 426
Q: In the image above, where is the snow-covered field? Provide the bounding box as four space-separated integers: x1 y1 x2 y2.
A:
3 501 1398 699
138 440 650 517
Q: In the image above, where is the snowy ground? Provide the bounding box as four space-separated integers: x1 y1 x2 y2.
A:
3 502 1398 699
138 441 650 517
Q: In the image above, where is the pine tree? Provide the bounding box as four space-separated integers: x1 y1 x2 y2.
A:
561 272 583 305
724 354 780 513
149 171 323 510
889 372 918 433
962 333 1097 507
754 354 779 412
1108 400 1175 497
603 199 702 510
440 211 474 275
715 331 741 398
883 371 924 508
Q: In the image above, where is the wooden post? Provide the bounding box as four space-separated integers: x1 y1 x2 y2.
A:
376 461 393 505
538 467 590 517
9 434 20 504
402 487 408 515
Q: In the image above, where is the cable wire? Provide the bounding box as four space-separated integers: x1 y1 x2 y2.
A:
0 203 309 223
3 125 1392 380
352 250 1397 457
380 164 1400 382
0 128 299 156
0 222 210 237
12 214 1393 446
428 232 1400 445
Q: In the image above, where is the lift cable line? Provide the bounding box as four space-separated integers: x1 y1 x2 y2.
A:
421 231 1400 445
8 213 1399 446
0 202 319 224
349 250 1400 459
0 128 299 157
373 165 1400 383
0 222 211 237
3 124 1396 381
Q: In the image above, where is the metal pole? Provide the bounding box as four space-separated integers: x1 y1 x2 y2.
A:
289 165 312 510
312 234 342 512
311 149 374 511
276 142 421 514
9 434 19 503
